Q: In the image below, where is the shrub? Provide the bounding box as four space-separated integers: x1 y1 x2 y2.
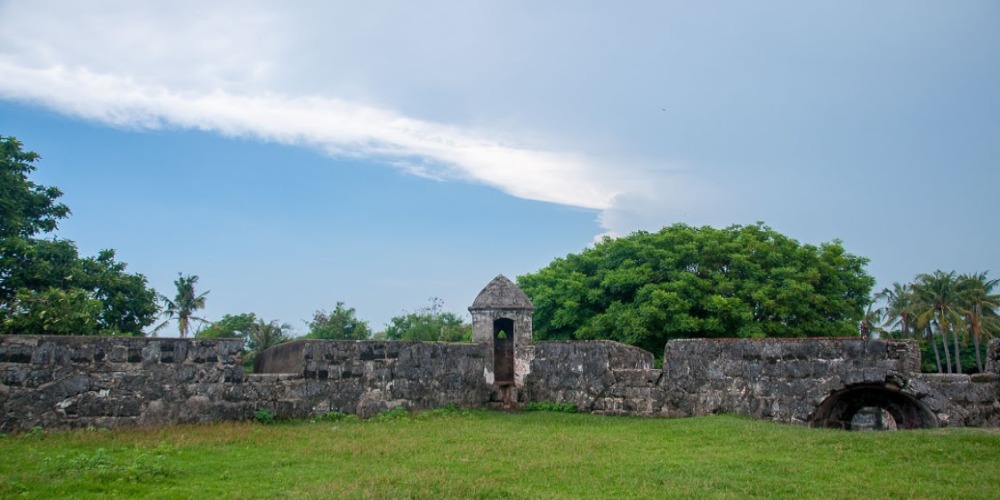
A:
254 408 276 425
523 401 577 413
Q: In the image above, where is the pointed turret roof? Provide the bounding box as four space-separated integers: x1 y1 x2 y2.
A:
470 275 534 311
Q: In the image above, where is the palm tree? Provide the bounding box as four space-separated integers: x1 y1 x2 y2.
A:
958 272 1000 372
859 302 885 340
153 273 209 338
912 271 965 373
878 282 915 339
246 319 292 354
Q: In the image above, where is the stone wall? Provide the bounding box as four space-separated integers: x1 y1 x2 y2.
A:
257 340 494 417
659 338 923 423
0 335 247 432
2 335 998 432
521 341 662 414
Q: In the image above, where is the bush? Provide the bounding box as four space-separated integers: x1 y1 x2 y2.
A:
254 408 276 425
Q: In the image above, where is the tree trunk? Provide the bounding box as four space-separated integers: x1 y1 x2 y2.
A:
952 327 963 374
972 331 983 373
929 325 942 373
939 323 953 374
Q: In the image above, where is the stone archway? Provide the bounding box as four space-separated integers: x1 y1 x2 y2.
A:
809 384 938 430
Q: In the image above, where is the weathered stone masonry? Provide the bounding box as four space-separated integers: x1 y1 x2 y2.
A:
2 334 997 432
1 275 998 432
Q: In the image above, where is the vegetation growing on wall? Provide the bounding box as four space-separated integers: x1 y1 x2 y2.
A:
518 223 875 354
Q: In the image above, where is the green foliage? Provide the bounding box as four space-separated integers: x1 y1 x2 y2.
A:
2 288 103 335
154 274 209 338
380 298 472 342
523 401 578 413
371 407 410 422
254 408 276 425
0 135 70 239
518 223 874 353
244 319 293 367
874 270 998 374
0 136 159 336
197 313 258 339
305 302 372 340
314 411 355 423
40 442 175 483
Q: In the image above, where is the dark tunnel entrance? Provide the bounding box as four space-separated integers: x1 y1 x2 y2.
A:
809 384 938 430
493 318 514 386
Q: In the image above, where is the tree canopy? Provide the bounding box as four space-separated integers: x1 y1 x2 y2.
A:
874 270 998 374
0 136 159 335
305 302 372 340
197 312 259 339
379 298 471 342
154 274 209 338
517 223 874 354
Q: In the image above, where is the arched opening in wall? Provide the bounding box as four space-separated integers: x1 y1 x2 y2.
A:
493 318 514 386
809 384 937 430
850 407 898 431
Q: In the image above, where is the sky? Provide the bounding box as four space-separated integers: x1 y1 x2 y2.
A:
1 1 997 335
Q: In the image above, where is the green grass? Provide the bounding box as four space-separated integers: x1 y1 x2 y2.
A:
1 410 998 499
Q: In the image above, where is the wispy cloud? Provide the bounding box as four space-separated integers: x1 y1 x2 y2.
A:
0 63 620 210
0 2 714 236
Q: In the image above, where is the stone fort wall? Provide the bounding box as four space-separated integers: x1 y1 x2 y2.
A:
1 334 997 432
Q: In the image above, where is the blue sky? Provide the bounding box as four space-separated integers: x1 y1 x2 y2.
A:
1 1 997 334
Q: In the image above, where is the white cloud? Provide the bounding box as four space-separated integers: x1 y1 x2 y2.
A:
0 2 713 236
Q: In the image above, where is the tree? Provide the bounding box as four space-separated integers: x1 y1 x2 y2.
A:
877 282 915 339
305 302 371 340
0 136 158 335
2 288 103 335
957 272 999 372
154 274 209 338
0 135 70 238
381 298 472 342
197 312 258 339
517 223 875 354
245 319 293 353
244 318 293 369
859 301 885 340
912 271 965 374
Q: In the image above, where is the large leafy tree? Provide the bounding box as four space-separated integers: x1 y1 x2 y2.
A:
0 135 158 335
0 136 69 238
380 298 471 342
197 312 258 339
518 223 874 354
154 274 209 338
305 302 372 340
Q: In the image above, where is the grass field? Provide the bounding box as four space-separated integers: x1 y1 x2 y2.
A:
1 409 998 499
